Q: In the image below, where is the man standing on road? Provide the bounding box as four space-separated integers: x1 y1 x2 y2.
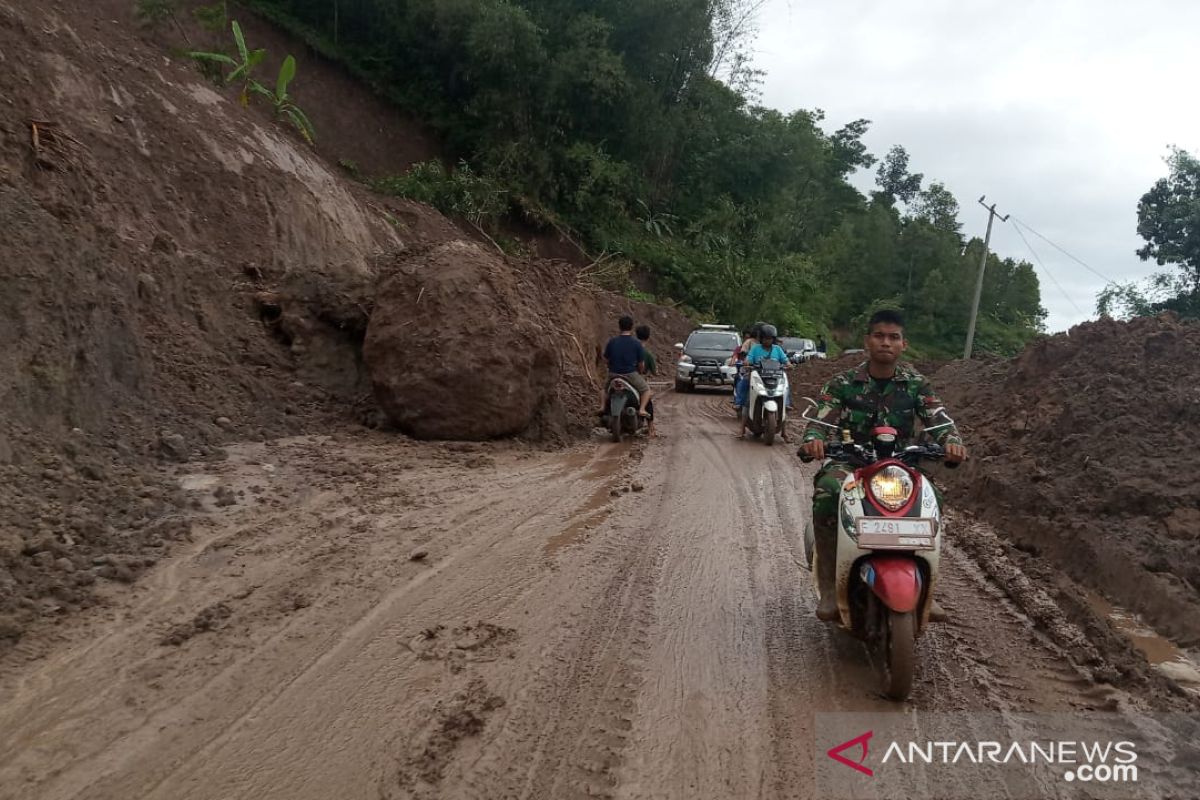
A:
799 310 967 621
600 315 652 422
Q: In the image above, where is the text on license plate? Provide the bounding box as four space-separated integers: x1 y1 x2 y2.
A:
856 518 934 537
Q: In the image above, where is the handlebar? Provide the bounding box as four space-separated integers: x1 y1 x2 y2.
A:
797 440 953 468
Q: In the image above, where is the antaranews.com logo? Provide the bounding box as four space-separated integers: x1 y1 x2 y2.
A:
826 729 1139 784
814 713 1191 799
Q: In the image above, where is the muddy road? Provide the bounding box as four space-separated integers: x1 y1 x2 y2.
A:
0 390 1183 800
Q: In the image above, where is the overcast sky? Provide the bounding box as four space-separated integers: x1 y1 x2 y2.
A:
751 0 1200 332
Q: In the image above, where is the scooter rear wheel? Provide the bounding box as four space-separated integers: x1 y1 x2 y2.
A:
609 412 622 443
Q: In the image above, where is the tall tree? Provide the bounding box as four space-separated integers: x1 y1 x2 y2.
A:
875 144 923 205
910 181 961 236
1137 146 1200 295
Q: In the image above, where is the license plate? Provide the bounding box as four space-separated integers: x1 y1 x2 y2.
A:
856 518 935 549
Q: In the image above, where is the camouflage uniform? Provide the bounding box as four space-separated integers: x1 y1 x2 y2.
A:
802 361 962 548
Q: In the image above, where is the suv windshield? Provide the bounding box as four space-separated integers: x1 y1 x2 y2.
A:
687 332 739 350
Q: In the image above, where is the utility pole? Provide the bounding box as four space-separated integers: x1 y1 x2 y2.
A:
963 196 1009 360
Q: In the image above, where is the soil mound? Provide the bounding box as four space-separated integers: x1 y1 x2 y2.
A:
363 243 694 440
934 314 1200 646
364 242 564 440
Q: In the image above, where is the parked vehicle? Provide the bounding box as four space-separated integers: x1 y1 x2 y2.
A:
780 336 820 364
674 325 739 392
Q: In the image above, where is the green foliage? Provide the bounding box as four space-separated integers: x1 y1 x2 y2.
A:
250 55 316 143
189 21 316 143
373 160 508 227
1101 147 1200 322
1137 146 1200 295
875 145 923 205
189 21 267 104
242 0 1044 355
136 0 178 24
1096 273 1200 320
193 1 230 33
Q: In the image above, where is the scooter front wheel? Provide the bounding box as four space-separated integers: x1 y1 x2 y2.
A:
763 410 777 446
880 609 915 700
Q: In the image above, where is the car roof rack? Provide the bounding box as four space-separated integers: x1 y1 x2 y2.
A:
697 324 737 330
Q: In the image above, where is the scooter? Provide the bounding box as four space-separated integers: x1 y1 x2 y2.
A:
741 359 789 445
799 400 957 700
602 376 646 443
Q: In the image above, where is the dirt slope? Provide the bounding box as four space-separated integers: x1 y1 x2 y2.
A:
0 0 690 647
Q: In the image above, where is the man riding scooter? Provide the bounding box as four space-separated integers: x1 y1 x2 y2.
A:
599 315 652 422
799 310 967 621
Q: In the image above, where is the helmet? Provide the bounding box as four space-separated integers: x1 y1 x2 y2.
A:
759 324 777 340
751 321 767 338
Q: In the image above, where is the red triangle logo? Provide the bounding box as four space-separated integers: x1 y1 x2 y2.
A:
826 730 874 777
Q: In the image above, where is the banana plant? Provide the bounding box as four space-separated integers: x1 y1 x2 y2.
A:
188 20 266 106
250 56 316 144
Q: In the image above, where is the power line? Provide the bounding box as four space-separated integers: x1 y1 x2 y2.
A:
1010 221 1088 318
1009 216 1117 285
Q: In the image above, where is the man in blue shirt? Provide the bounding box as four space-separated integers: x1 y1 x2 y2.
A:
601 316 652 421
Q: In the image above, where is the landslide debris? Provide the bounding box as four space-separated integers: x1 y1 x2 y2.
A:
935 314 1200 650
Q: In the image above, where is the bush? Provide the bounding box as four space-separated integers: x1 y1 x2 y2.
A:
373 160 508 228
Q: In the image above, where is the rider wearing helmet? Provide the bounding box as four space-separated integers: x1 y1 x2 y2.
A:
738 324 791 440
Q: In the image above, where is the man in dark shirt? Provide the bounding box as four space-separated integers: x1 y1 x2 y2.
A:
601 316 652 421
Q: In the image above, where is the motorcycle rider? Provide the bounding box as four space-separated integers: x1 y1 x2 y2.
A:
636 325 658 438
731 323 762 410
600 315 652 421
799 309 967 621
738 324 791 441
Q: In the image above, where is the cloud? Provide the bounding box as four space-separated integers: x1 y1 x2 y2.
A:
751 0 1200 330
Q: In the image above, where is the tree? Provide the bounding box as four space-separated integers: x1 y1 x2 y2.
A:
1136 147 1200 294
875 145 923 205
910 181 961 236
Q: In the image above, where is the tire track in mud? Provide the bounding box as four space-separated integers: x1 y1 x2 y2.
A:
1 401 1190 800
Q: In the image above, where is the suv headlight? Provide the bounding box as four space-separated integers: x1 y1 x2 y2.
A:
869 466 913 511
679 355 692 363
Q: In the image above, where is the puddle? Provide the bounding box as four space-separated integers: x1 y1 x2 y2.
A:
545 451 628 555
179 474 219 492
544 483 615 556
1086 590 1200 692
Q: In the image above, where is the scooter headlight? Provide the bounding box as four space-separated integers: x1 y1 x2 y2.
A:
869 466 913 511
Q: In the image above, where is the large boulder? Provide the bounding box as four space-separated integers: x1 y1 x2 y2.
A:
363 241 560 440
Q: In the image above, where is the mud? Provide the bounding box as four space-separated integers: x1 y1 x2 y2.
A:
934 315 1200 662
3 395 1195 800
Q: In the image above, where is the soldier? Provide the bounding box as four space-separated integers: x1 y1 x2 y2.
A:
799 309 967 621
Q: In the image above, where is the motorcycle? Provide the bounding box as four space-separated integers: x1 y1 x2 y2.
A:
741 358 789 445
799 400 957 700
603 376 646 443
